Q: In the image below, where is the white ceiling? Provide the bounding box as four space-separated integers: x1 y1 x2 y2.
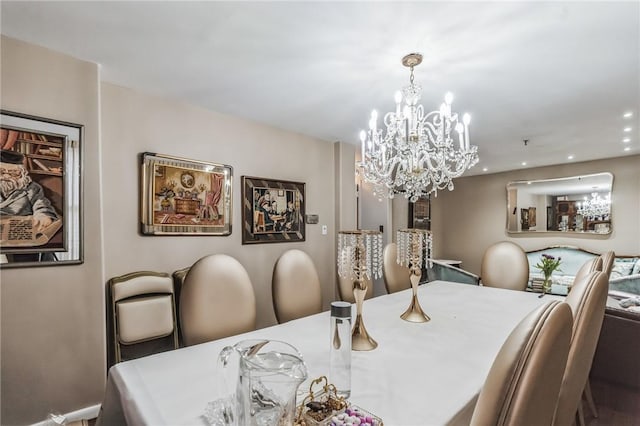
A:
1 1 638 176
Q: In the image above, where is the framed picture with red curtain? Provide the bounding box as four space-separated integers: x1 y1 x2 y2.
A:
140 152 232 236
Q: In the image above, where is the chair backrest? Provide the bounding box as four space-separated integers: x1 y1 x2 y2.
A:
553 271 609 426
109 271 178 363
272 249 322 323
180 254 256 346
337 275 373 303
481 241 529 290
382 243 411 294
172 266 190 344
471 301 573 426
599 250 616 279
572 256 603 286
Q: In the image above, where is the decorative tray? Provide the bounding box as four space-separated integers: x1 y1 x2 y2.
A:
294 376 383 426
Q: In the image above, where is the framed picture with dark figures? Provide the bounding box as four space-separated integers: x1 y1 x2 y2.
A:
0 110 83 268
241 176 305 244
140 152 233 236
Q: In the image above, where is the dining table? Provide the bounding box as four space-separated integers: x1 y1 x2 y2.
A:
96 281 560 426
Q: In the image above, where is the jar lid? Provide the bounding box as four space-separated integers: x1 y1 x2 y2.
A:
331 301 351 318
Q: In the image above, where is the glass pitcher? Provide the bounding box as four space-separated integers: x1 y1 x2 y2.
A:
213 339 308 426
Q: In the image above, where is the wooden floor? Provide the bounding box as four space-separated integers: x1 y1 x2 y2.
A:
583 379 640 426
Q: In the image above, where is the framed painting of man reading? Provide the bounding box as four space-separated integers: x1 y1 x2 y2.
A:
241 176 305 244
140 153 232 236
0 110 82 268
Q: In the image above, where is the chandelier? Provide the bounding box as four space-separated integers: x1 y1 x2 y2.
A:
576 192 611 219
358 53 479 202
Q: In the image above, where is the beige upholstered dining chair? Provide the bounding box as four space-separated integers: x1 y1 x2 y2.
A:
180 254 256 346
480 241 529 290
272 249 322 323
574 253 607 421
573 257 603 285
470 300 573 426
171 266 190 344
599 250 615 278
382 243 411 294
337 275 373 303
553 271 609 426
109 271 179 364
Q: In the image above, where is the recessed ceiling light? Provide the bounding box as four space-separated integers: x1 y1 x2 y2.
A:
623 112 633 118
624 127 632 132
482 167 488 172
568 155 574 160
623 138 631 143
521 161 527 166
527 181 531 185
624 147 631 152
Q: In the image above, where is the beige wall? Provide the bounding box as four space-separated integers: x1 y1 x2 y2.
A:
1 38 340 425
0 37 105 424
100 83 337 328
433 155 640 275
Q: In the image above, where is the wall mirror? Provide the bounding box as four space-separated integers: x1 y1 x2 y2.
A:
506 172 613 235
1 111 83 268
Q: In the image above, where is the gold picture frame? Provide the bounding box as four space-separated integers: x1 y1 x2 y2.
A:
140 152 232 236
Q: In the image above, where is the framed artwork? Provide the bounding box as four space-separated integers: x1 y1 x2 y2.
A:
0 110 83 268
528 207 537 227
521 208 530 230
408 195 430 230
140 152 232 236
241 176 305 244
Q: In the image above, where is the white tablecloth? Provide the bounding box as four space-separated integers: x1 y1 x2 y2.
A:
97 281 556 426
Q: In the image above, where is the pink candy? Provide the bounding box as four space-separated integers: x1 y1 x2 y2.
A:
330 406 380 426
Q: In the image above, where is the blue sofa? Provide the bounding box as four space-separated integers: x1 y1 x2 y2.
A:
526 246 640 298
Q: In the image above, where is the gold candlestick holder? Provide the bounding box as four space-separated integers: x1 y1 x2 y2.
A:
337 230 383 351
397 229 432 323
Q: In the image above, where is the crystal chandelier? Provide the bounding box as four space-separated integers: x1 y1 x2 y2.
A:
358 53 479 202
576 192 611 219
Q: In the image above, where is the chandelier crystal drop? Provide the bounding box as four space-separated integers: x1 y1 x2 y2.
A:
358 53 479 202
576 192 611 219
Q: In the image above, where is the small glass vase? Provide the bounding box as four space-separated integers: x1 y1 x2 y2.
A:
542 276 552 294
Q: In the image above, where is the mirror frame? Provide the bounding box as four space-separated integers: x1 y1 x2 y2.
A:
506 172 613 235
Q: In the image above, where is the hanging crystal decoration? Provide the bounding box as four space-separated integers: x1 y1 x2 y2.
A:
576 192 611 219
397 229 432 322
358 53 479 202
337 230 383 351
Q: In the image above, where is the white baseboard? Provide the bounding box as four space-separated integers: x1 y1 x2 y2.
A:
30 404 101 426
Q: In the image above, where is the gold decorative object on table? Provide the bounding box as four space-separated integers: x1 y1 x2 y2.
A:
337 230 383 351
295 376 347 426
397 229 433 323
295 376 383 426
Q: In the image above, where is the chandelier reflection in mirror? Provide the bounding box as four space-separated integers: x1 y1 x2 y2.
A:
358 53 479 202
577 192 611 219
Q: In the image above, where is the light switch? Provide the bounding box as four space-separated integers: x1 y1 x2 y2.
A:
322 225 328 235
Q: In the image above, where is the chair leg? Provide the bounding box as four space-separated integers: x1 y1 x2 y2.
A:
584 380 598 418
577 401 586 426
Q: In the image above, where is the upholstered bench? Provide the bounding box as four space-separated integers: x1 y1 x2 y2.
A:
526 246 640 298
